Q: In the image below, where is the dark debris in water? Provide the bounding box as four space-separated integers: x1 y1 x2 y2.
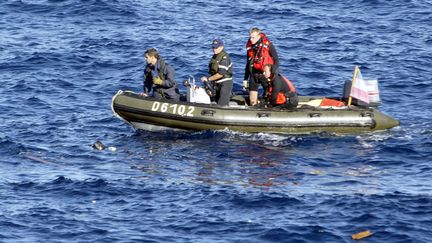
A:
92 140 105 150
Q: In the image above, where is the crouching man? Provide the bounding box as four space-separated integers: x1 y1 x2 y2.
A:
268 74 298 109
143 48 180 100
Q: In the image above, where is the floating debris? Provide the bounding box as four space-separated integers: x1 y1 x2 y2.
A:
92 140 105 150
345 165 377 177
351 230 373 240
24 154 50 164
108 146 117 152
310 169 323 175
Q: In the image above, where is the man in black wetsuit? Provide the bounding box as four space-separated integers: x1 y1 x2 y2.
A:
243 27 280 106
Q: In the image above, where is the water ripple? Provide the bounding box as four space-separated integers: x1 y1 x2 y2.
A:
1 0 431 242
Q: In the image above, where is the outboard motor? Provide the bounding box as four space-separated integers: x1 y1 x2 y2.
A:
185 75 211 104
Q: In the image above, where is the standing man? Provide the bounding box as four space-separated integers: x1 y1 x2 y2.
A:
243 27 280 106
143 48 180 101
201 39 233 106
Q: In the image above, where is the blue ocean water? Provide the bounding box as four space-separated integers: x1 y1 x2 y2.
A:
1 0 432 242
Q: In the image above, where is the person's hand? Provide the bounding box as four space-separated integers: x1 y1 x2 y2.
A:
153 77 163 85
139 93 148 97
264 70 271 79
205 89 213 97
201 76 208 82
242 80 248 91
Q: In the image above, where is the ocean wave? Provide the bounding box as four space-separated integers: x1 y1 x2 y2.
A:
1 0 431 241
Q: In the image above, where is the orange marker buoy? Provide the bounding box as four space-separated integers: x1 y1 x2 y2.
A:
351 230 373 240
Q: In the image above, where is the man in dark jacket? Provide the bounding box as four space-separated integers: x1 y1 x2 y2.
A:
143 48 180 100
201 39 233 106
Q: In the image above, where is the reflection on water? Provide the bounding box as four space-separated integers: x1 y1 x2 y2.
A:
129 131 306 189
126 130 393 196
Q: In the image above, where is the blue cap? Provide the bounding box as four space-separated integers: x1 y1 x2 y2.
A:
211 39 224 49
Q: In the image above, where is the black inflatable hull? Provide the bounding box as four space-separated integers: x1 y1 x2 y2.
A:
112 90 399 134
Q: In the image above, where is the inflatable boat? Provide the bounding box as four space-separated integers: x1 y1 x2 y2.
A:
111 78 399 134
